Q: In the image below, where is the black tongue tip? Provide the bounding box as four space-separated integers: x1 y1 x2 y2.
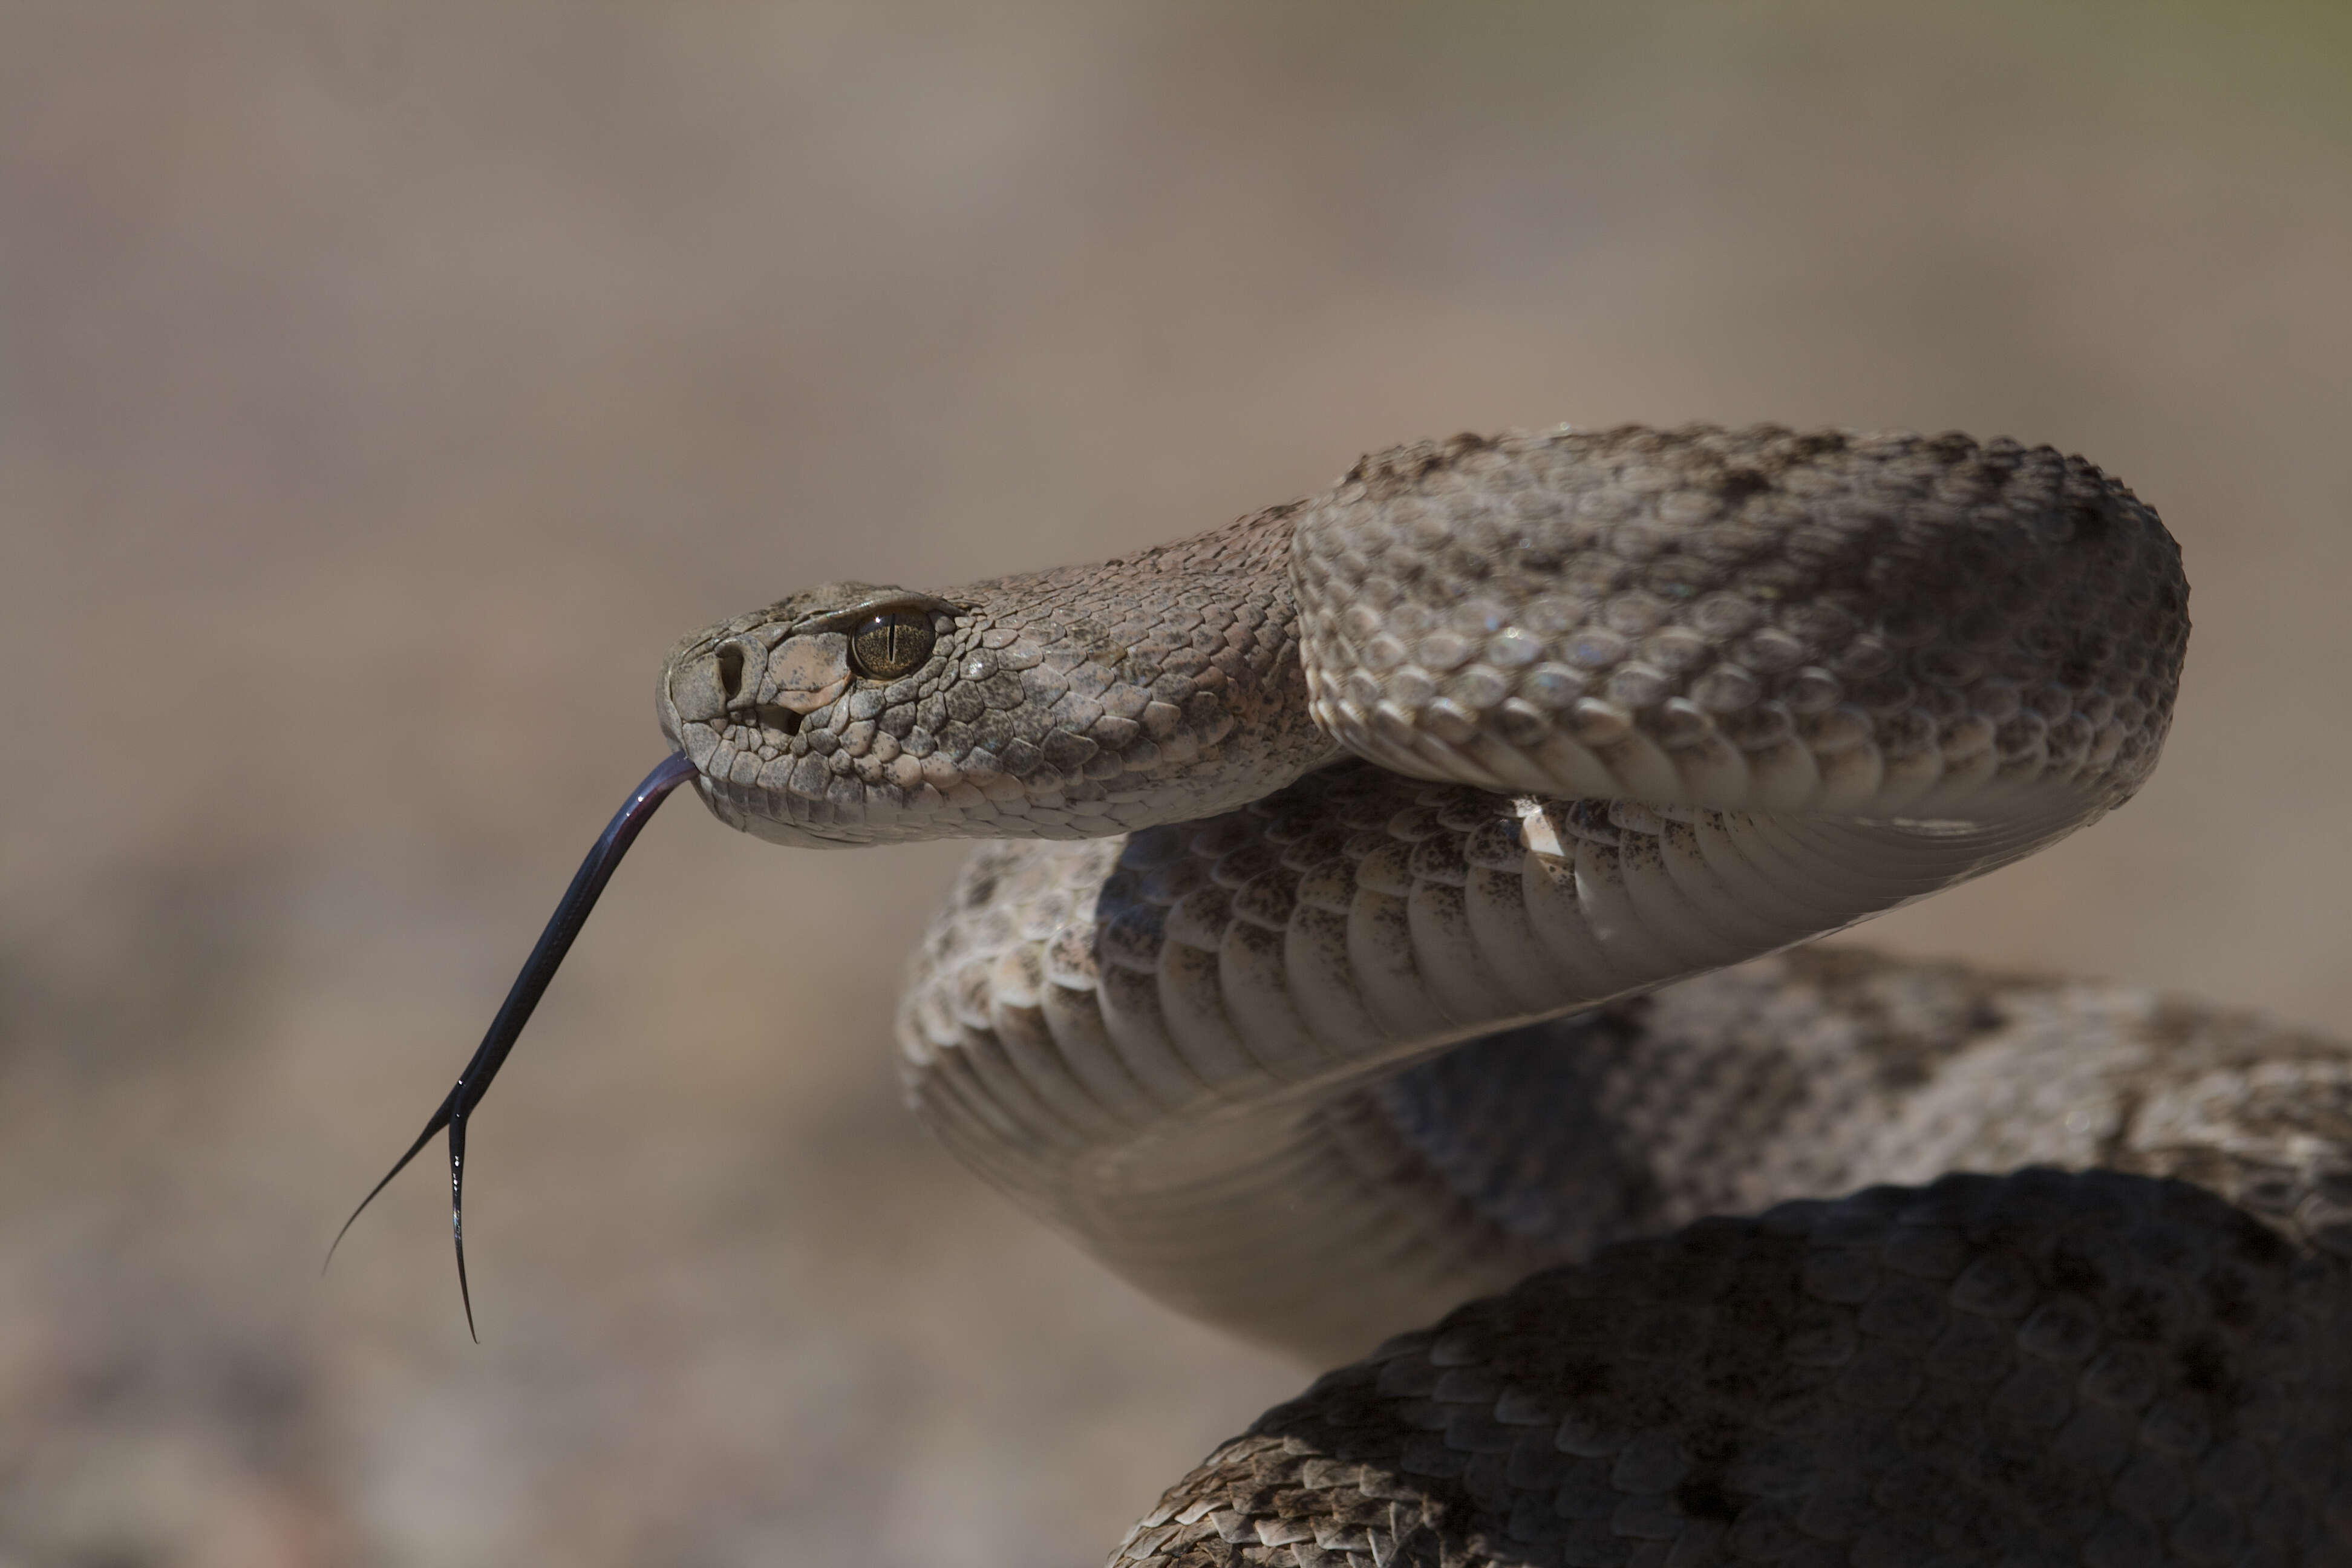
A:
323 752 702 1338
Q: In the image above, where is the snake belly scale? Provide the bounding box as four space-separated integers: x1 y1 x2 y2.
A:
653 425 2350 1563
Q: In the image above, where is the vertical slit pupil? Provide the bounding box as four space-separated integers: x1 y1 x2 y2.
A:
852 612 933 679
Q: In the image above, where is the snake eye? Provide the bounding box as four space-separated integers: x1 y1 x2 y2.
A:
848 612 935 681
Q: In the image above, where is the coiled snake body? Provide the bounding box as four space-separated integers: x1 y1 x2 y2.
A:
359 425 2352 1564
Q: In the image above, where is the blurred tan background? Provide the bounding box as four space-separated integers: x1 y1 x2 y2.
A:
2 2 2348 1564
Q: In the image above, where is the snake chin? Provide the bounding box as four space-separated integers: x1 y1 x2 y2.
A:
694 775 890 850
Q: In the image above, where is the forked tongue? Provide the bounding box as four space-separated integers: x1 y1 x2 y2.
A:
324 751 702 1339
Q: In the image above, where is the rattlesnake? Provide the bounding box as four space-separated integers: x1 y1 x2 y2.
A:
347 425 2352 1564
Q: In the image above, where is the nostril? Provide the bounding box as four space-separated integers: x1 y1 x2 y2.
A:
715 643 746 702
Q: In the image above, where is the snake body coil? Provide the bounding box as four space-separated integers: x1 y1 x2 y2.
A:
632 425 2348 1562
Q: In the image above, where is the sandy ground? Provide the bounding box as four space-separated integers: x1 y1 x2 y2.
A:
2 4 2348 1564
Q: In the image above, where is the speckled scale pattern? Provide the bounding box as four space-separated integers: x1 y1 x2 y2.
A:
1324 946 2352 1323
1108 1171 2352 1568
1353 948 2352 1267
1293 426 2186 817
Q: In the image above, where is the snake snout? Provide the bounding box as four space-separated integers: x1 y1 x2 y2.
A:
665 638 757 725
659 635 769 784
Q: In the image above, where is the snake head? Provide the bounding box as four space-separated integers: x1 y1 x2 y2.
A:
660 581 967 847
656 528 1342 849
